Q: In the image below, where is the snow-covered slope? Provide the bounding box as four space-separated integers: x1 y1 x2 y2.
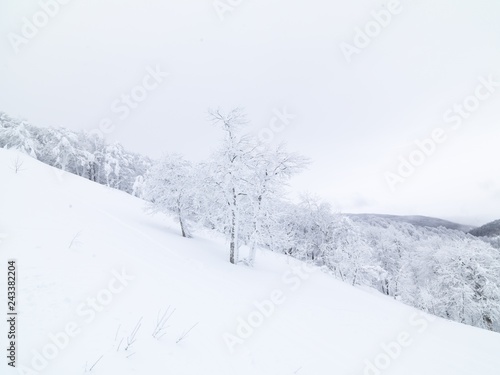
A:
1 148 499 375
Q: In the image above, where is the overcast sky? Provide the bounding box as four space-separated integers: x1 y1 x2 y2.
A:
1 0 500 225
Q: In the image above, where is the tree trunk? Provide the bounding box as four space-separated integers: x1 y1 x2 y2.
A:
248 194 263 266
229 209 236 264
179 216 189 238
177 202 191 238
484 314 493 330
248 243 257 266
229 188 238 264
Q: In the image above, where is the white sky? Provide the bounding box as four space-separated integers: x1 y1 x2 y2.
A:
1 0 500 225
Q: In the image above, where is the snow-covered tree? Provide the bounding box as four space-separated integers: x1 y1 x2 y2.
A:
245 145 308 265
205 108 255 264
205 108 308 265
0 116 38 158
143 154 197 238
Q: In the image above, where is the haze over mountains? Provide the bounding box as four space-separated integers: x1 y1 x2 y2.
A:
2 0 500 224
0 110 493 231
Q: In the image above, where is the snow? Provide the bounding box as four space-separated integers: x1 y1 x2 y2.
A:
1 148 499 375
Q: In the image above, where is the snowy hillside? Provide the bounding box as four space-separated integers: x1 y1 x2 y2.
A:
470 219 500 238
347 214 476 232
1 148 500 375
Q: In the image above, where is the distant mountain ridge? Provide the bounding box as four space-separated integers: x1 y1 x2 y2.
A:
469 219 500 238
346 213 476 232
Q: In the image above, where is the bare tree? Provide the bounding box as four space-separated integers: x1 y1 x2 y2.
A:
11 155 26 173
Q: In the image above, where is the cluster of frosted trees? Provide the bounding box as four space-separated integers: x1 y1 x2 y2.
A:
0 112 151 194
2 109 499 332
275 205 500 332
142 109 309 265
